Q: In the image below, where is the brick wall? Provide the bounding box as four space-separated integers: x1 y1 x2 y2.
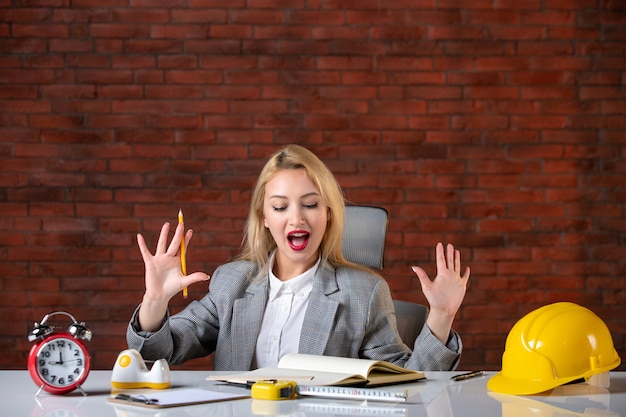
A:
1 1 624 372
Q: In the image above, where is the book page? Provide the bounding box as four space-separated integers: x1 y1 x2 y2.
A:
206 366 366 386
278 353 415 378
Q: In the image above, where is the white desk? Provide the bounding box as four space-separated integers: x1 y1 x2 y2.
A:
2 370 625 417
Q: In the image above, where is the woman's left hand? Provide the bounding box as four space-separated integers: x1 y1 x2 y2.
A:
411 242 470 343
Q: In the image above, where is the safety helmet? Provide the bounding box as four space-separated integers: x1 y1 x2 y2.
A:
488 302 621 395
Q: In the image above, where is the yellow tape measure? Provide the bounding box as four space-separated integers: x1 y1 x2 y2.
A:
251 380 297 400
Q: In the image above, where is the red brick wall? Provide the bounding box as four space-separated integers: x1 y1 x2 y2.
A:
1 1 624 372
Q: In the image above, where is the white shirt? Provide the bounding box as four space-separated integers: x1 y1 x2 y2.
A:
253 255 319 368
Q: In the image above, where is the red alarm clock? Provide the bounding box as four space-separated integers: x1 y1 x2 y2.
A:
27 311 92 396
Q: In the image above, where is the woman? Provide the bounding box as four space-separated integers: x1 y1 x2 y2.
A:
127 144 470 371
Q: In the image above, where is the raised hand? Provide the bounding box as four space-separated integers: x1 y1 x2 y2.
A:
136 221 209 331
411 242 470 344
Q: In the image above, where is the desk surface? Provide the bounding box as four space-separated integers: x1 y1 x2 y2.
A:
2 370 625 417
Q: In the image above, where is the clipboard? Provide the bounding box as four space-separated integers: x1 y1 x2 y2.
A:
107 388 249 408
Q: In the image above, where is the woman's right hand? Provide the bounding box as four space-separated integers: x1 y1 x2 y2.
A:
136 221 210 331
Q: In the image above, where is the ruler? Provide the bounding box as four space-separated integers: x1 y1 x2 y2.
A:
296 385 408 403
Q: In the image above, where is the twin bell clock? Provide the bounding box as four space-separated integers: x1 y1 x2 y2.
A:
27 311 92 396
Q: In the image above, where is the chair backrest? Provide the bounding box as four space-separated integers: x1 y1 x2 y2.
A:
393 299 429 347
341 204 429 346
341 205 388 269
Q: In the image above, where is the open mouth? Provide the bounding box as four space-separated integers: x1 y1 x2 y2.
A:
287 230 310 251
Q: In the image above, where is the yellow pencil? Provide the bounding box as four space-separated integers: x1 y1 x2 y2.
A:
178 209 188 298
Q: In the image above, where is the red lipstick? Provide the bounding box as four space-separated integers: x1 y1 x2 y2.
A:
287 230 310 251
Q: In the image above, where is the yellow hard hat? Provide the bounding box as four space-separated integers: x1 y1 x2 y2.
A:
487 302 621 395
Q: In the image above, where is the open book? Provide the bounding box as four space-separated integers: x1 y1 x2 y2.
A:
207 353 425 387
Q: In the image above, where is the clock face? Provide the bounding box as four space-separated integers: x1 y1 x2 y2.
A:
28 333 90 394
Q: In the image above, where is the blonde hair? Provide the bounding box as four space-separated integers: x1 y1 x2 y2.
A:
238 144 348 272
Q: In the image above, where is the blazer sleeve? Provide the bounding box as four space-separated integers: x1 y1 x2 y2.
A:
125 262 253 365
126 296 219 365
360 273 462 371
407 324 462 371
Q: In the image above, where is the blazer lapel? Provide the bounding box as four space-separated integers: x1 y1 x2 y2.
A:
299 264 340 356
231 278 268 370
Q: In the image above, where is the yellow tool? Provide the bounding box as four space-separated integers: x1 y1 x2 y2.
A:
251 380 297 400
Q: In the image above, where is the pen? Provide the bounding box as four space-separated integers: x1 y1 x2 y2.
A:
115 393 159 405
178 209 188 298
219 380 256 389
451 370 484 381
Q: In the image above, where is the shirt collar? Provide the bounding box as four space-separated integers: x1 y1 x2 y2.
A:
268 252 319 300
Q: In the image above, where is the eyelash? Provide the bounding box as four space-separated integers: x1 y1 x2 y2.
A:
273 203 319 212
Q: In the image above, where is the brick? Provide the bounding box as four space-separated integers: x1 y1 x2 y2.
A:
205 115 256 130
146 114 203 129
406 86 462 99
548 26 601 40
1 8 52 22
157 55 199 70
12 24 69 38
0 85 37 99
502 27 551 44
172 9 228 23
112 8 170 23
0 98 51 113
123 40 180 54
316 56 372 70
0 38 48 54
24 55 65 69
110 100 169 114
230 8 286 25
112 55 156 69
153 24 212 40
90 23 150 38
42 129 111 144
167 69 225 85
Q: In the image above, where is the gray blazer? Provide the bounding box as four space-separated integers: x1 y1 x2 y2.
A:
127 260 462 371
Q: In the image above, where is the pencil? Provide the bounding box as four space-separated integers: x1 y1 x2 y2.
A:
178 209 188 298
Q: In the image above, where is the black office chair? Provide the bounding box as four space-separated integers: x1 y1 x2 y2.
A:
341 205 428 346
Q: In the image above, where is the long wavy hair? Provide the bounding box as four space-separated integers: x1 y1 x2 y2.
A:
238 144 350 274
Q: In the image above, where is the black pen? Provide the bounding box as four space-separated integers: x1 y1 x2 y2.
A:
451 370 484 381
219 380 256 389
115 393 159 405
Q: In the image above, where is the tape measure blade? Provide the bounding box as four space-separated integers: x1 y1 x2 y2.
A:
297 385 407 402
